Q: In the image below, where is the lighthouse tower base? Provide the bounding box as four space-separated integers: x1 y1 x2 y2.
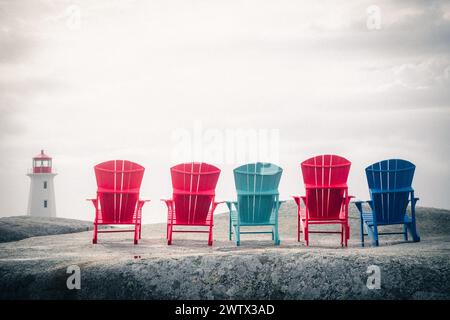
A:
27 173 57 218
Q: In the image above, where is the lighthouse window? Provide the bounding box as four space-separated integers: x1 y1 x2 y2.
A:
43 181 47 189
44 200 48 208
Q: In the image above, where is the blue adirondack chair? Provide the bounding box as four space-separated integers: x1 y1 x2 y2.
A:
354 159 420 246
226 162 283 246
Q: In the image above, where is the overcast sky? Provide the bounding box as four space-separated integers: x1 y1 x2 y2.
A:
1 0 449 223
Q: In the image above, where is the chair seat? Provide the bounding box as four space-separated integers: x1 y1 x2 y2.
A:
96 210 139 224
168 220 212 226
362 213 412 226
299 211 347 222
230 210 277 226
96 220 139 224
168 210 213 226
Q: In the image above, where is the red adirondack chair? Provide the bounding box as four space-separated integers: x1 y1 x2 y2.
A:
293 155 353 246
88 160 149 244
162 162 222 246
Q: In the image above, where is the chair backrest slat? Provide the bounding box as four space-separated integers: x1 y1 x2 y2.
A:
234 163 283 224
301 155 351 220
94 160 145 223
366 159 415 224
171 162 220 224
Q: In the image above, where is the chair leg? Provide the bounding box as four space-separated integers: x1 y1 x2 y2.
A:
345 224 349 247
274 226 280 246
360 218 365 247
304 225 309 246
166 223 169 240
228 218 232 241
167 224 173 245
368 225 379 246
134 224 139 245
139 224 142 239
92 223 98 244
235 226 240 246
403 224 408 241
340 224 344 247
297 215 301 242
208 225 213 246
406 223 420 242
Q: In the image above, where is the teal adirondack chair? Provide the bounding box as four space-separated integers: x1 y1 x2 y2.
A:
226 163 284 246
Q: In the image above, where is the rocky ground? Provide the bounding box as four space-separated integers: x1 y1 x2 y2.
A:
0 216 94 243
0 202 449 299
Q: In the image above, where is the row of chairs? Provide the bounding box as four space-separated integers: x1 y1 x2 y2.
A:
88 155 420 247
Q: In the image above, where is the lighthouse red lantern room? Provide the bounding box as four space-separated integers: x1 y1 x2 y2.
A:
27 150 57 217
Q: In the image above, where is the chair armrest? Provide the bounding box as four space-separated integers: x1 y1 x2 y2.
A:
160 198 173 204
161 199 174 211
353 200 372 215
345 195 355 205
276 200 286 210
225 201 237 211
353 200 371 204
137 199 150 209
86 198 98 208
291 195 301 207
211 201 224 212
412 197 420 210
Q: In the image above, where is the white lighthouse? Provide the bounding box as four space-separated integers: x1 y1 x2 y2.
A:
27 150 57 217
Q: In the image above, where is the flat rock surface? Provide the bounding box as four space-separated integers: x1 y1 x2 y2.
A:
0 216 95 243
1 202 450 299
